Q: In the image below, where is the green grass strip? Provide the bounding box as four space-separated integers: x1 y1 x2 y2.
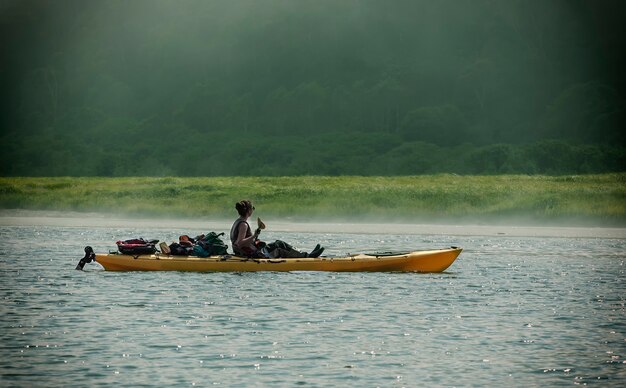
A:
0 174 625 225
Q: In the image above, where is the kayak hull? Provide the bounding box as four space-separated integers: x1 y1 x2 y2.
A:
95 247 462 273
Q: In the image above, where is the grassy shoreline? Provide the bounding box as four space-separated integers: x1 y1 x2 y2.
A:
0 175 625 225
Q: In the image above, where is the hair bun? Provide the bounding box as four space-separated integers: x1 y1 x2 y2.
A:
236 200 251 214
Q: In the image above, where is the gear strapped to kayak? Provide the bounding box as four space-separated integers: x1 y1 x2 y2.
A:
116 238 158 255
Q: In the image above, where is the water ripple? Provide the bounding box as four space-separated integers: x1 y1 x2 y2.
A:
0 226 624 385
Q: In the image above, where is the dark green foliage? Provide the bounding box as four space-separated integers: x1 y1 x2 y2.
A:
1 0 624 176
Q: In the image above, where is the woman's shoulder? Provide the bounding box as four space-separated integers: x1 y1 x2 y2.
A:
233 218 249 227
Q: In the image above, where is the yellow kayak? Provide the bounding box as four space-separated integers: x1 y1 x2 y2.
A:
94 247 462 272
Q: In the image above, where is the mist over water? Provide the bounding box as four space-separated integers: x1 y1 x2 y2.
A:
1 209 625 238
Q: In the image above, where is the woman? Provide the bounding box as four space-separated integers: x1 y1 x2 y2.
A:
230 200 324 258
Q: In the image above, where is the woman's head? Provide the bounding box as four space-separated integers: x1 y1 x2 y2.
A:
235 200 255 217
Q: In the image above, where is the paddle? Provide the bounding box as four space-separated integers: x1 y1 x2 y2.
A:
76 246 96 270
254 217 266 238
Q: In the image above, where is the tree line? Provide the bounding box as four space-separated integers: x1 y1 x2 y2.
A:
1 0 624 176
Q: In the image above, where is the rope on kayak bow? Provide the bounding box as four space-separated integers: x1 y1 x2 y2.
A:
76 246 96 270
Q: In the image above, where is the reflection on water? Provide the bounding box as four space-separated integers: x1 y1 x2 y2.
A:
0 221 624 386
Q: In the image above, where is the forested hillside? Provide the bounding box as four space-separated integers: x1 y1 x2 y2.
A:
1 0 624 176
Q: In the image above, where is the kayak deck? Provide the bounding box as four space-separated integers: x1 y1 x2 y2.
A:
95 247 462 272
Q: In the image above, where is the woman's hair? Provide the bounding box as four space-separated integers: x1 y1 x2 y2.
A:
235 200 254 217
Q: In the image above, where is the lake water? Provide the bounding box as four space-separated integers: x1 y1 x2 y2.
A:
1 214 625 386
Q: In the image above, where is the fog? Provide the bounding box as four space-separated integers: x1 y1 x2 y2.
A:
1 209 624 239
1 0 624 176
